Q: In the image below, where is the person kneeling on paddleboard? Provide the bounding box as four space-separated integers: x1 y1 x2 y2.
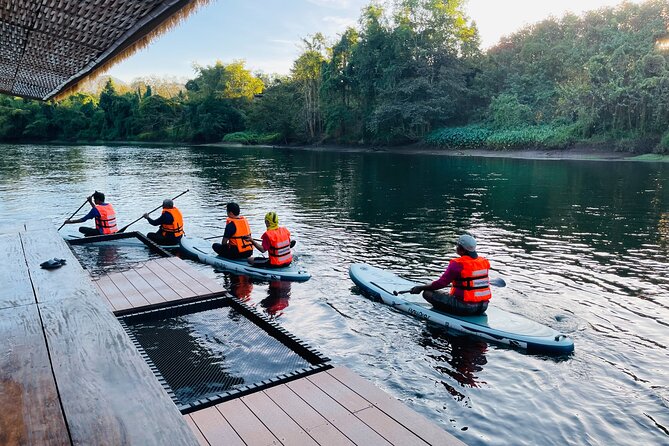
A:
62 191 118 237
143 198 184 246
212 202 254 259
410 234 491 316
245 211 293 268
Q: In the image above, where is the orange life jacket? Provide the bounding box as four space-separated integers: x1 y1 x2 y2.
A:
226 216 252 253
265 227 292 266
95 203 117 234
160 207 184 238
450 256 491 303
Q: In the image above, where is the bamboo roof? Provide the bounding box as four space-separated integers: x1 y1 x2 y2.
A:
0 0 210 101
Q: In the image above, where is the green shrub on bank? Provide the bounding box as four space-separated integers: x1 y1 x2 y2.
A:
655 130 669 154
425 125 492 149
426 125 575 151
222 131 282 145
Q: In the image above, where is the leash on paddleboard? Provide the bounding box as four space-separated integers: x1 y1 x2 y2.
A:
118 189 189 233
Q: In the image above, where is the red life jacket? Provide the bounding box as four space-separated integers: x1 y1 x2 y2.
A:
160 207 184 238
226 216 253 253
449 256 491 302
95 203 117 234
265 227 292 266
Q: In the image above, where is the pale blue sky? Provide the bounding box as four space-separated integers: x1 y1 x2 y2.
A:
107 0 645 82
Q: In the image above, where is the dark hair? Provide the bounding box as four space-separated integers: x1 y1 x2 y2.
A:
93 191 105 202
226 202 240 216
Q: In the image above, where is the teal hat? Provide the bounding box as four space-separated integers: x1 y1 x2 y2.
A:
457 234 477 252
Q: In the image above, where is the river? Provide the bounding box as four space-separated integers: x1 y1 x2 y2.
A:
1 144 667 446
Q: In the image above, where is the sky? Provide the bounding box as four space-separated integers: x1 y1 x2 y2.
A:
106 0 647 83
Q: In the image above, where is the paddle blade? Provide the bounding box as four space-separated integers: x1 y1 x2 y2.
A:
490 278 506 287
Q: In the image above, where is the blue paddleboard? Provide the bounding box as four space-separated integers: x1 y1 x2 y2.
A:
349 263 574 355
180 236 311 282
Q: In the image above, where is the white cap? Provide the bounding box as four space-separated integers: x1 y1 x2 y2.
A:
457 234 477 252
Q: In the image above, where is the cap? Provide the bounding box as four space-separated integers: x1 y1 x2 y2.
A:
162 199 174 208
457 234 477 252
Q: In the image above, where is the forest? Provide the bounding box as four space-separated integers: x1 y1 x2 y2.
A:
2 0 669 152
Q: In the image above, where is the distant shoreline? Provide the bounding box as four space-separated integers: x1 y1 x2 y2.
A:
202 141 669 162
5 140 668 162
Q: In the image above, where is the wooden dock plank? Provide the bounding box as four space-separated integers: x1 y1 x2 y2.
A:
265 384 355 446
327 368 466 446
92 275 132 312
308 369 373 413
0 223 25 235
190 406 245 446
40 297 199 446
144 259 196 298
166 256 224 294
19 230 89 304
184 415 210 446
287 377 393 446
133 263 182 302
157 257 213 296
241 390 319 446
0 304 70 446
216 398 280 445
121 269 165 305
19 226 199 446
0 234 35 309
355 406 430 446
107 269 151 308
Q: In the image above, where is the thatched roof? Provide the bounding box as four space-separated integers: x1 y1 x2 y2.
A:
0 0 210 101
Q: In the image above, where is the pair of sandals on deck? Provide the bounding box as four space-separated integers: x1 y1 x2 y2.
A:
40 258 67 269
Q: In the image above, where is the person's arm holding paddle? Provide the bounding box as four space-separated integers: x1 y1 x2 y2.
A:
62 193 96 225
244 234 268 253
409 260 460 294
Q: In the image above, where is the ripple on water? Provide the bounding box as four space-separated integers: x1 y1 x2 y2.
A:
2 144 668 446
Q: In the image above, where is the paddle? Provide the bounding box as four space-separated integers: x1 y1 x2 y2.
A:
117 189 189 233
203 234 298 249
392 277 507 295
57 198 89 231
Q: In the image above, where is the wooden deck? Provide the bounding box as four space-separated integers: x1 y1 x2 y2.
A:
0 222 199 445
1 223 466 446
187 366 465 446
92 256 225 313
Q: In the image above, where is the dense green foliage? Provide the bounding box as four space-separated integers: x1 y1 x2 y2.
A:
2 0 669 152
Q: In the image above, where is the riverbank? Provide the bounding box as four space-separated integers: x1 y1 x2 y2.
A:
202 141 669 162
8 139 669 162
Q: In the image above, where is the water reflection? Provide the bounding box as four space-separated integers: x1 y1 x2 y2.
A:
225 273 253 303
3 144 669 446
259 280 292 318
419 326 489 395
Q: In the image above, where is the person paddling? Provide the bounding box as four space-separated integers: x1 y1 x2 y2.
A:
245 212 293 267
62 191 118 236
410 234 492 315
142 198 184 245
212 202 253 259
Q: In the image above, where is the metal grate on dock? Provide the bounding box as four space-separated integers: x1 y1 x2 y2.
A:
119 295 331 413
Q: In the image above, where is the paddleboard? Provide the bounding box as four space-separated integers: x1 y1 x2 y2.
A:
349 263 574 355
64 233 180 249
180 236 311 282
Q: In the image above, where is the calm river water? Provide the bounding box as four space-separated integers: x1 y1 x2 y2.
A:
1 144 668 446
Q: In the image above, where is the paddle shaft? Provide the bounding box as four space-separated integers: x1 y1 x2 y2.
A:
393 277 506 295
118 189 189 233
57 199 89 231
204 235 297 248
